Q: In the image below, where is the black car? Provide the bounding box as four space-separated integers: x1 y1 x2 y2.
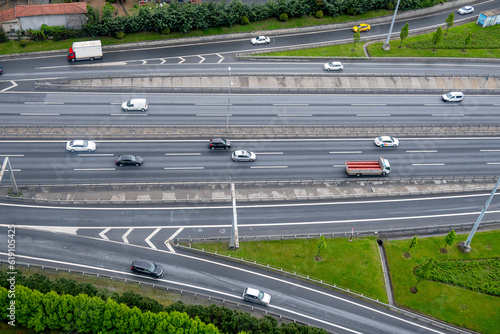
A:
131 259 164 278
209 138 231 150
115 154 143 166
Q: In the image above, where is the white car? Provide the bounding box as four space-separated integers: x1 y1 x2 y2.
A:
323 61 344 71
66 140 96 152
251 36 270 45
242 287 271 306
232 150 256 162
457 6 474 14
374 136 399 147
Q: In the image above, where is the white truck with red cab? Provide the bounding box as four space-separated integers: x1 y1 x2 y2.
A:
68 40 102 62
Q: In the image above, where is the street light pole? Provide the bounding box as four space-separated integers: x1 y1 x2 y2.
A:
383 0 401 51
226 66 231 133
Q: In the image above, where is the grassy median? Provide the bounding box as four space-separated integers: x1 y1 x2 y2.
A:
191 230 500 334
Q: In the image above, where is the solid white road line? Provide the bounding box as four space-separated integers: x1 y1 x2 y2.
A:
20 113 60 116
73 168 115 171
356 114 391 117
412 163 445 166
277 114 313 117
77 154 113 157
481 149 500 152
196 114 230 116
164 167 204 170
165 153 201 156
110 114 147 116
0 155 24 157
432 114 464 117
255 152 283 155
329 151 362 154
351 103 386 106
273 103 309 106
487 162 500 165
24 102 63 105
250 166 287 169
405 150 438 153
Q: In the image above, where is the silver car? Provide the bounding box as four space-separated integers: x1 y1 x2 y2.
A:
457 6 474 14
66 140 96 152
323 61 344 71
251 36 270 45
374 136 399 147
232 150 256 162
242 287 271 306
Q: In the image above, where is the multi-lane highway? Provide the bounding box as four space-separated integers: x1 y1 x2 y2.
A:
1 1 499 333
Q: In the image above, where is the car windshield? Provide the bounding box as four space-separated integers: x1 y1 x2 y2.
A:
82 140 88 146
148 263 156 272
258 291 264 300
127 100 133 107
446 93 453 98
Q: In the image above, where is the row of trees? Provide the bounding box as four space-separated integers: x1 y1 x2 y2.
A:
0 285 220 333
0 270 328 333
83 0 446 36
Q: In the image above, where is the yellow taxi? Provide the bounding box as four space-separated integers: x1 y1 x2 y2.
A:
352 23 371 32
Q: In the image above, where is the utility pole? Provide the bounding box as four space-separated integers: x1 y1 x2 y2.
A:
0 157 19 195
383 0 401 51
228 182 239 249
459 177 500 253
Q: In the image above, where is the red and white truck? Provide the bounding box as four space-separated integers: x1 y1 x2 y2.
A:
68 40 103 62
345 157 391 176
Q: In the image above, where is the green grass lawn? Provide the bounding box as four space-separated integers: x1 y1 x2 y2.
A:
384 230 500 334
190 236 388 303
260 22 500 58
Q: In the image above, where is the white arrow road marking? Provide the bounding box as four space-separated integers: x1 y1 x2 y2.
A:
198 55 205 63
216 53 224 63
141 60 147 65
99 228 111 240
166 228 184 243
160 58 166 65
145 228 161 249
122 228 133 244
1 81 18 92
178 57 185 64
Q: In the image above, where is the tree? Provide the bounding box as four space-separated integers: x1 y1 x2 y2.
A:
352 30 360 52
431 26 443 52
463 32 472 52
443 230 457 251
405 235 418 257
411 258 433 294
316 235 327 259
399 22 409 48
445 12 454 35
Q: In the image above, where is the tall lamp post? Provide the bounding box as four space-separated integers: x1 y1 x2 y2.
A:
226 66 231 133
383 0 401 51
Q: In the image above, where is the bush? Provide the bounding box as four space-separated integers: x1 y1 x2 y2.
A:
115 31 125 39
161 28 170 35
347 7 357 16
241 15 250 25
20 39 27 47
315 10 323 18
279 13 288 22
387 2 394 10
0 27 8 43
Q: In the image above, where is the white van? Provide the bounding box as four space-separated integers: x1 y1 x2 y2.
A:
122 99 148 111
442 92 464 102
323 61 344 71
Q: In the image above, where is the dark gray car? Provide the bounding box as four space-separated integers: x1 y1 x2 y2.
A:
131 259 164 278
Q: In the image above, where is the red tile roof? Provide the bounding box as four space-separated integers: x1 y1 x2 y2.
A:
15 2 87 18
0 8 16 23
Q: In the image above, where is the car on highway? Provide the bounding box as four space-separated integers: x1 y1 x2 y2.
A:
131 259 164 278
0 66 2 75
115 154 144 166
209 138 231 150
251 36 270 45
374 136 399 147
66 140 96 152
232 150 256 162
242 287 271 306
122 98 148 111
352 23 371 32
457 6 474 14
323 61 344 71
442 91 464 102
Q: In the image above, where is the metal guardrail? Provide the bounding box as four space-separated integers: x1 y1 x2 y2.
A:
0 260 319 331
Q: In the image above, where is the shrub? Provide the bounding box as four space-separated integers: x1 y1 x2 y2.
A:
161 28 170 35
115 31 125 39
315 10 323 18
20 39 27 47
347 7 357 16
241 15 250 25
279 13 288 22
387 2 394 10
0 27 8 43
